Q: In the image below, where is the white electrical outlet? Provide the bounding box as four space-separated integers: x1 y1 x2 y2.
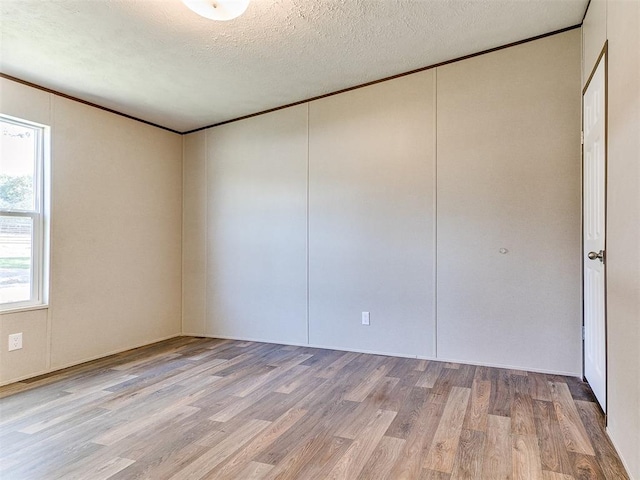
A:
361 312 370 326
8 333 23 351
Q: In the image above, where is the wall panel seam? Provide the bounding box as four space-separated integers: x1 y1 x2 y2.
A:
45 92 54 371
434 68 439 359
204 131 209 336
181 136 185 334
306 102 310 345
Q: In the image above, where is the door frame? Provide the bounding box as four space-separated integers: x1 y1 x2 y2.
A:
582 41 608 419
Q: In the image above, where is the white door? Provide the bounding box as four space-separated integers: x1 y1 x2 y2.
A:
583 56 607 413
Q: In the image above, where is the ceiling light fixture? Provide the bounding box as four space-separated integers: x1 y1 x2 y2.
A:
182 0 250 21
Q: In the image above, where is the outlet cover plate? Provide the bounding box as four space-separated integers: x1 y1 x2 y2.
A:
8 333 23 351
362 312 370 326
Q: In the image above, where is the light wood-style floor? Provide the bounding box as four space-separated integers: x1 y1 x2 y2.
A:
0 337 629 480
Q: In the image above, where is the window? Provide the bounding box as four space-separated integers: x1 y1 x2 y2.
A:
0 115 49 310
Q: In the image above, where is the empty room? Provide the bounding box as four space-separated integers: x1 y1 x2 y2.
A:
0 0 638 479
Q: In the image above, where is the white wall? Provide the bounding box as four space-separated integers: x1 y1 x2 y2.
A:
582 0 607 87
204 106 308 345
583 1 640 478
0 78 183 384
182 131 207 335
183 30 582 374
308 71 436 357
436 31 582 374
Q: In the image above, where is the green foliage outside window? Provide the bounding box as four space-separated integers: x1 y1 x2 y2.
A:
0 174 32 210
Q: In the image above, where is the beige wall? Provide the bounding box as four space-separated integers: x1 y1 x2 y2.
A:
204 106 309 344
182 131 207 335
0 78 183 384
436 30 582 374
582 0 607 87
0 309 48 383
583 1 640 478
183 30 582 374
308 71 436 357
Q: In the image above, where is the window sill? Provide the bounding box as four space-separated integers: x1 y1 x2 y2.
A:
0 304 49 315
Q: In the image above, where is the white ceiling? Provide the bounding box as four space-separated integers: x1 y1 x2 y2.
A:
1 0 587 133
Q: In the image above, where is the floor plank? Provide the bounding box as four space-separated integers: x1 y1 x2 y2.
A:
575 400 630 479
464 378 490 432
387 391 445 480
450 428 485 479
550 381 596 456
0 337 629 480
325 409 397 479
169 418 271 479
533 399 574 475
570 452 607 480
423 386 471 473
513 433 544 480
357 435 406 480
212 407 307 480
481 414 512 480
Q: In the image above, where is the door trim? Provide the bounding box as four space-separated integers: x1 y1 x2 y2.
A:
582 41 608 420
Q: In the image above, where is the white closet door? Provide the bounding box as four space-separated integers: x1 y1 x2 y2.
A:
583 56 607 413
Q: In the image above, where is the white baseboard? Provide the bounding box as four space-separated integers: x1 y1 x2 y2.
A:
186 333 579 376
182 332 211 337
0 367 52 388
1 331 582 387
0 332 182 387
424 355 581 377
195 333 418 359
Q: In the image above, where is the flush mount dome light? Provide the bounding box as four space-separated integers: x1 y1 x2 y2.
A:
182 0 250 21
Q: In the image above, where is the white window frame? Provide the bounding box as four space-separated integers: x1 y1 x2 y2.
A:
1 114 50 312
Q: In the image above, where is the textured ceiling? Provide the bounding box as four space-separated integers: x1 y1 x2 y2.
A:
1 0 587 133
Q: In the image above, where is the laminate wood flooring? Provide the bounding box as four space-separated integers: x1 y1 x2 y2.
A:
0 337 629 479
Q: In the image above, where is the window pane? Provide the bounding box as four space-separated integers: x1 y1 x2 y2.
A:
0 120 37 211
0 216 32 304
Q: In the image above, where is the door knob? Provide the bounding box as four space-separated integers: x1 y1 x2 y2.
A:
588 250 605 262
